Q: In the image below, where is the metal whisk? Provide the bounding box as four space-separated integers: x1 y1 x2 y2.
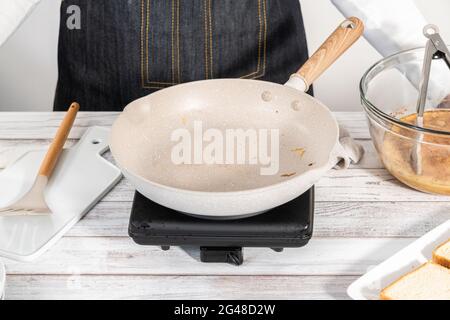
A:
412 24 450 175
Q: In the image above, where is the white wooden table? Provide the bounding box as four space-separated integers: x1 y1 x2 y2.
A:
0 112 449 300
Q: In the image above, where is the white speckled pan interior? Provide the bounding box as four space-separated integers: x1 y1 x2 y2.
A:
110 79 339 217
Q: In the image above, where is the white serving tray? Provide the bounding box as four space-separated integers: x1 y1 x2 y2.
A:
347 219 450 300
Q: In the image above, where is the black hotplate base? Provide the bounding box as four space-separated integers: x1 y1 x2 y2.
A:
129 188 314 265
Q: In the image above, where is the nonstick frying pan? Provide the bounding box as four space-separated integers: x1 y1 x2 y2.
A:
110 17 364 218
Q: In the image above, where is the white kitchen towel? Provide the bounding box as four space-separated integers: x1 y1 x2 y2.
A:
334 125 364 170
0 0 41 47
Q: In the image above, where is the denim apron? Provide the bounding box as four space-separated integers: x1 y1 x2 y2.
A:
54 0 310 111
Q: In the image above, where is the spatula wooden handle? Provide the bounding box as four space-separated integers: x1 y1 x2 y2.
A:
38 102 80 177
295 17 364 90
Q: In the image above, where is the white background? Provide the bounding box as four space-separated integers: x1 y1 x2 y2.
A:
0 0 450 111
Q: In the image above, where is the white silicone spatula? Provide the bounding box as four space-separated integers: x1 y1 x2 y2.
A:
0 103 79 215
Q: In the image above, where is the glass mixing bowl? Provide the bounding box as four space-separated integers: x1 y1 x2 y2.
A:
361 47 450 195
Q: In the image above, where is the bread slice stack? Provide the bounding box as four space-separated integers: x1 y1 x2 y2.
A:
380 238 450 300
433 238 450 268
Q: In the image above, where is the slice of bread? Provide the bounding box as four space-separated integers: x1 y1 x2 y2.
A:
433 238 450 269
380 262 450 300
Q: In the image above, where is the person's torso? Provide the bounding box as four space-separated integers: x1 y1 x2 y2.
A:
54 0 309 111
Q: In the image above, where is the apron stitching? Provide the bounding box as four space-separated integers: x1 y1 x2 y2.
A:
208 0 213 79
239 0 267 79
145 1 176 88
239 0 261 78
176 0 181 83
171 0 175 83
262 0 267 76
141 0 176 88
256 0 262 74
140 0 267 87
204 0 209 80
140 0 145 88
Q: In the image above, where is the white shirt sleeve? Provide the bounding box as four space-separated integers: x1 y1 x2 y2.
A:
330 0 427 56
331 0 449 102
0 0 42 47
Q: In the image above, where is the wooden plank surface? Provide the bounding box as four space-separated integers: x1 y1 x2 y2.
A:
4 141 450 204
1 112 449 300
0 112 118 139
5 275 357 300
100 171 450 203
3 238 412 276
65 201 449 238
0 112 370 139
1 139 379 170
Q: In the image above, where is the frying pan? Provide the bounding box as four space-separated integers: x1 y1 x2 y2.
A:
110 17 364 219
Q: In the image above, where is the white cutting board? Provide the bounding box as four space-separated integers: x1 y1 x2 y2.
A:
0 127 122 262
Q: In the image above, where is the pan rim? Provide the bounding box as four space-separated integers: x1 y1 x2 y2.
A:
118 159 330 197
111 78 339 196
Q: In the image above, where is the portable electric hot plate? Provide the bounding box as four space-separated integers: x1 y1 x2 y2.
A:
129 188 314 266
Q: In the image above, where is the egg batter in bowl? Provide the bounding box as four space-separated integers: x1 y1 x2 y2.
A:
382 110 450 194
361 44 450 195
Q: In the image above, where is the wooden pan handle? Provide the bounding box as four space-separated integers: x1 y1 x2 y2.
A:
38 102 80 177
294 17 364 90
